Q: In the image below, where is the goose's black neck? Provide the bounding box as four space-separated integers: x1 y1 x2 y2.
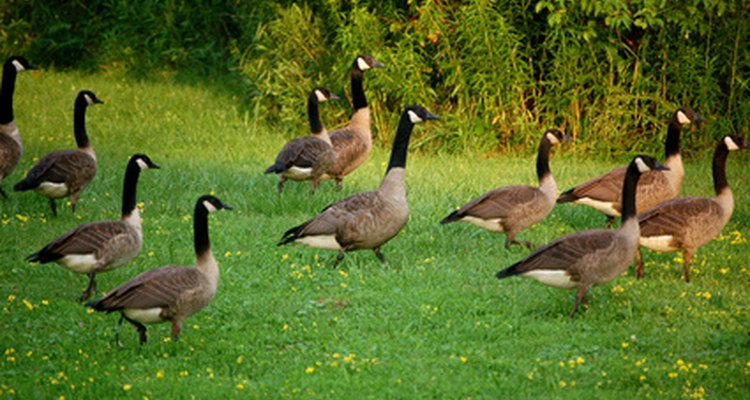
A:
193 203 211 257
121 161 142 217
536 137 553 182
307 91 323 134
351 67 367 110
386 112 415 173
620 162 643 223
73 95 91 148
664 115 682 158
0 61 18 124
712 141 730 195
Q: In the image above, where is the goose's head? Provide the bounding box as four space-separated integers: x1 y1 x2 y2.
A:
354 54 385 72
633 154 669 174
312 87 340 103
723 135 750 152
78 90 104 106
130 154 161 171
674 108 705 126
6 56 36 72
198 195 233 214
544 128 572 146
405 105 440 124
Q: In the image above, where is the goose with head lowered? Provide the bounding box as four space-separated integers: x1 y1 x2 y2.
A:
497 155 667 317
441 129 571 249
557 108 704 226
322 54 384 191
87 195 232 345
14 90 103 215
26 154 159 302
0 56 35 198
279 106 439 267
265 87 339 193
636 135 749 282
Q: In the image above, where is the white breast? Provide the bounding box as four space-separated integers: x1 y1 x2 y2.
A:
461 216 504 233
124 307 165 324
522 270 577 289
58 254 98 274
296 235 342 250
574 197 620 217
639 235 677 253
36 182 69 198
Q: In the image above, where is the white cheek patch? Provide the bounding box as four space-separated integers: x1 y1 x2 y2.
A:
635 157 650 173
315 90 327 102
724 136 740 151
203 200 218 213
136 158 149 170
407 110 423 124
546 133 560 145
676 111 690 125
84 94 94 105
356 57 370 71
12 60 25 71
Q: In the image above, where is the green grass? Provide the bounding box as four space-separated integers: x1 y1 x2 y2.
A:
1 69 749 399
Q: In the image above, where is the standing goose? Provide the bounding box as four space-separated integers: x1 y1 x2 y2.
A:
496 155 667 317
14 90 103 215
323 54 384 190
264 87 339 193
0 56 35 198
557 108 703 225
279 106 439 267
26 154 159 302
440 129 571 249
87 195 232 345
636 135 749 282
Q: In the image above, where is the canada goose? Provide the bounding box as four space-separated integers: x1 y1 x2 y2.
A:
279 106 439 267
264 87 339 193
636 135 749 282
440 129 571 249
323 54 384 191
26 154 159 302
0 56 35 198
557 108 704 225
14 90 103 215
87 195 232 345
496 155 667 317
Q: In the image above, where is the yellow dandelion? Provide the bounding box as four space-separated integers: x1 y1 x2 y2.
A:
156 370 164 379
7 295 16 302
42 300 49 306
282 254 289 261
668 372 678 379
236 383 245 390
22 299 34 311
459 356 468 364
343 354 355 363
576 356 585 365
15 214 29 223
621 342 629 349
305 367 315 374
123 384 132 391
559 380 567 388
179 370 189 377
237 356 244 365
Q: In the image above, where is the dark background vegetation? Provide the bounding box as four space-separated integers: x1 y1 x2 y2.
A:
2 0 748 155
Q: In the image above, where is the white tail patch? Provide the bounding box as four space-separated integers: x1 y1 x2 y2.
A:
124 307 165 324
676 110 690 125
725 136 740 151
461 216 504 233
356 57 370 71
296 234 342 250
136 158 149 170
522 270 576 289
203 200 218 213
635 157 650 173
546 132 560 145
59 254 98 274
574 197 620 217
283 166 313 180
639 235 677 253
12 59 25 71
407 110 423 124
36 181 69 198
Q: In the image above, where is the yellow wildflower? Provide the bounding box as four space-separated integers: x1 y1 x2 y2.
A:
156 370 164 379
305 367 315 374
123 384 132 391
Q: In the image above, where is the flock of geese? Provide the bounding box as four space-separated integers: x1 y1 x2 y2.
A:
1 53 746 344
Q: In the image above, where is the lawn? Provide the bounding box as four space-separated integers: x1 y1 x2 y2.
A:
1 69 748 399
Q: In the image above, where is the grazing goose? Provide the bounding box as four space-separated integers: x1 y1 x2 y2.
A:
636 135 748 282
323 54 384 190
0 56 35 198
14 90 103 215
557 108 704 225
264 87 339 193
440 129 571 249
279 106 439 267
497 155 667 317
87 195 232 345
26 154 159 302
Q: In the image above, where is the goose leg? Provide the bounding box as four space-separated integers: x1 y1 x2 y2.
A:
635 248 645 279
604 215 616 228
373 248 386 263
309 178 319 194
71 191 80 213
49 198 58 217
78 272 97 302
335 178 343 191
170 319 183 341
122 315 147 345
332 251 346 268
682 249 695 283
570 286 590 318
277 177 286 194
508 239 534 250
115 315 125 348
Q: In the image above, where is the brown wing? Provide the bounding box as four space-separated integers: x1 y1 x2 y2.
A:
629 170 676 212
564 166 626 202
638 197 722 237
0 134 22 176
329 129 367 176
37 221 133 258
275 136 332 168
297 191 381 238
456 185 542 220
510 229 617 274
22 150 96 186
95 266 201 310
